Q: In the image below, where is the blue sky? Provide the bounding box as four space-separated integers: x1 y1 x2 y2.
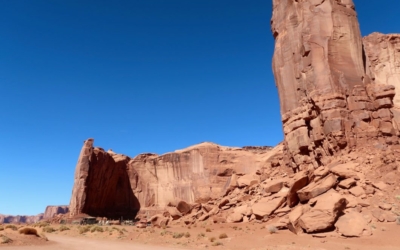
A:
0 0 399 215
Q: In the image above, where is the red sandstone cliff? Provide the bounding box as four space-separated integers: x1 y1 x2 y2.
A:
69 140 278 218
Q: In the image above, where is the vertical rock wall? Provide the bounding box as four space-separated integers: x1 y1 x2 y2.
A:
271 0 399 171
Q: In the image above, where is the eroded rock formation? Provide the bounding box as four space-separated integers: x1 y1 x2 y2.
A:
271 0 400 171
69 139 276 219
0 214 43 224
43 206 69 219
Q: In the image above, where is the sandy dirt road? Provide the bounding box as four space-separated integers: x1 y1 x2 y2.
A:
0 235 188 250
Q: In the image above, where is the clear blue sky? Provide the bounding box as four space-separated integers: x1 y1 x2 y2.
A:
0 0 398 215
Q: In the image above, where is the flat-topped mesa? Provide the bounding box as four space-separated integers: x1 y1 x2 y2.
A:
271 0 399 171
69 139 278 219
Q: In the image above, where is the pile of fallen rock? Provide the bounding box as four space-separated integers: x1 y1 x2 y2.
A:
143 152 400 237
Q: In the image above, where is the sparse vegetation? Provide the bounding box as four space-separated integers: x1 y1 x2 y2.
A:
268 226 277 234
396 216 400 225
90 226 104 233
79 226 91 234
173 232 184 239
0 226 3 231
33 222 49 228
59 225 70 232
197 232 205 238
212 241 223 246
0 234 13 244
40 233 48 241
42 226 56 233
5 225 18 231
219 233 228 239
209 236 216 242
206 228 212 232
19 227 38 236
184 232 190 238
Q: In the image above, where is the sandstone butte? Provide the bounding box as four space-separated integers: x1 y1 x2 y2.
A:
67 0 400 237
0 206 69 224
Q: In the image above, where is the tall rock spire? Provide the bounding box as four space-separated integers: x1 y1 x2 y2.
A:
271 0 399 171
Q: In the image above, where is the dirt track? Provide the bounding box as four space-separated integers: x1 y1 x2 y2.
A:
0 235 187 250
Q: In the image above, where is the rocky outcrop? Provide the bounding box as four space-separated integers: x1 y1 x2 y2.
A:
271 0 400 172
69 139 275 219
43 206 69 219
0 214 43 224
69 139 140 219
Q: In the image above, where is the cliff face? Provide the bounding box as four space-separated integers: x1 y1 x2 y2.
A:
271 0 400 171
69 139 140 219
69 140 276 218
363 33 400 130
43 206 69 219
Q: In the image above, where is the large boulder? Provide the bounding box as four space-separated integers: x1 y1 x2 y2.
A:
287 172 309 207
252 193 286 219
298 192 348 233
335 212 368 237
297 174 338 202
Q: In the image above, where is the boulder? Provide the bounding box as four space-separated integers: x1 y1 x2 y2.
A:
379 203 392 211
349 186 365 197
372 181 387 190
287 172 309 207
252 193 286 219
335 212 368 237
238 174 260 188
287 205 311 234
330 163 358 179
297 174 338 202
227 212 243 223
166 207 182 220
263 179 285 193
176 201 192 215
150 214 169 227
298 192 348 233
338 178 356 189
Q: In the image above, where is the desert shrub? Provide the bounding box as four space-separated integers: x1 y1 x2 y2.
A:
33 222 49 228
219 233 228 239
209 236 216 242
397 216 400 225
268 226 277 234
212 241 223 246
184 232 190 238
5 225 18 231
90 226 104 233
121 228 127 232
206 228 212 232
79 226 91 234
59 225 70 232
173 232 184 239
42 227 56 233
19 227 38 236
0 226 3 231
39 233 48 241
198 232 205 238
0 235 13 244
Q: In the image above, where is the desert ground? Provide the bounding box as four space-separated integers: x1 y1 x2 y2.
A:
1 221 400 250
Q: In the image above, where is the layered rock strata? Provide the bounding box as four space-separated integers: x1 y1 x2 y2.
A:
271 0 400 171
43 206 69 219
69 139 276 219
